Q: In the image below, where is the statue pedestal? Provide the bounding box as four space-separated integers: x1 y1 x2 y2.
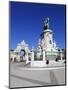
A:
31 61 46 67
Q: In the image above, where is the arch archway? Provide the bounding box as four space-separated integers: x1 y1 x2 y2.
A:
20 49 26 56
19 49 26 62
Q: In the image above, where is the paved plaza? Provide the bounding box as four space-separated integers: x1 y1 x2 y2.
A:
9 62 66 88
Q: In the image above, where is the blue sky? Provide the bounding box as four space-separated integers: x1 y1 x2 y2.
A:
10 2 66 50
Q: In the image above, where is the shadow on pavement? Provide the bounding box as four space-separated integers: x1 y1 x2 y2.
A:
50 70 58 85
11 74 52 85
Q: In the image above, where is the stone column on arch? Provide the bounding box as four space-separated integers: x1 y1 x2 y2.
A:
31 48 34 61
31 47 34 67
25 52 29 64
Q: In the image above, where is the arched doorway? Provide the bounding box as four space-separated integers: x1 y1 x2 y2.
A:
20 49 26 61
21 49 26 56
14 57 16 62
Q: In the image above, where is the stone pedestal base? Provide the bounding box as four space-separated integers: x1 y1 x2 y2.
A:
31 61 46 67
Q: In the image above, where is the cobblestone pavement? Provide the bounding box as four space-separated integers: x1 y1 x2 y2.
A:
9 62 66 88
